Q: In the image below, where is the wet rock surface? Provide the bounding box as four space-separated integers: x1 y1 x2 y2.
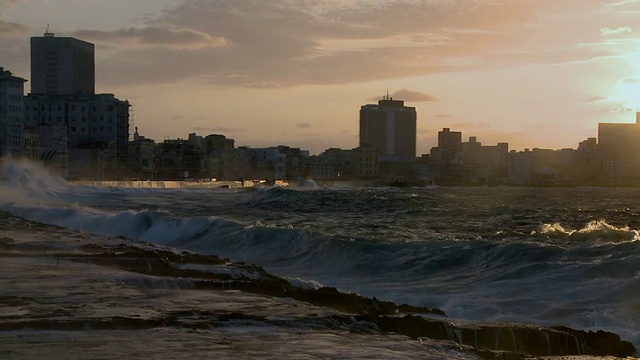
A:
0 215 636 359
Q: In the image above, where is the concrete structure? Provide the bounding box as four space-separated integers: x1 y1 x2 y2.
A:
35 125 68 177
355 145 378 177
30 32 95 95
429 128 463 184
127 127 156 180
24 93 130 178
233 146 310 181
202 134 236 180
308 148 355 180
359 96 416 159
0 68 27 157
597 113 640 185
508 148 578 186
155 138 203 180
460 137 509 185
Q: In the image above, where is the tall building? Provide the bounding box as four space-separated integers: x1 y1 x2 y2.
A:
0 67 27 157
359 95 417 159
597 113 640 184
597 113 640 158
30 31 95 95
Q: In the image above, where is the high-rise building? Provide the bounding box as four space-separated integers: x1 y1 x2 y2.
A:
359 96 416 159
597 113 640 158
0 67 27 157
30 32 95 95
597 113 640 184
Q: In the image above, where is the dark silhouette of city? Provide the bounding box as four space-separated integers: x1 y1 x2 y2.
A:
2 33 640 186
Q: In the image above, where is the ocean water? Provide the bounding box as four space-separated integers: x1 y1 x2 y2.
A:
1 158 639 357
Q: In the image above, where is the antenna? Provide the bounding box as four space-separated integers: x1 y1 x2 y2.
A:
44 24 54 37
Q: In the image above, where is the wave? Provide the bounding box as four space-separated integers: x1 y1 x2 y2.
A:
534 220 640 243
0 157 68 195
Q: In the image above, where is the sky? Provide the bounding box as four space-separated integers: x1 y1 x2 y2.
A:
1 0 640 155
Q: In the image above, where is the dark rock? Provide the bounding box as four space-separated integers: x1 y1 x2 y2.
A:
56 241 636 358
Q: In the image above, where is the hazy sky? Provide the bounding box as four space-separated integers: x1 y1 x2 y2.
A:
1 0 640 155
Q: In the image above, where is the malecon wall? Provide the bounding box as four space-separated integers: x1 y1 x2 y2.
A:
72 180 288 189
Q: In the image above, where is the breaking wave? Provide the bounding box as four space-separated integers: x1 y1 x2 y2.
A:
535 220 640 243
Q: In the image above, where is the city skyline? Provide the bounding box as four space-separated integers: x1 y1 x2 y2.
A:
2 1 640 155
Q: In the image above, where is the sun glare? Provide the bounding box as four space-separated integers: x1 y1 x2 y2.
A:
617 52 640 110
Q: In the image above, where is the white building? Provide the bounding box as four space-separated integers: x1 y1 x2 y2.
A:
0 68 27 157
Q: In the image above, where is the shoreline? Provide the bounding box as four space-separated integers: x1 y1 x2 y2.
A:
1 214 636 358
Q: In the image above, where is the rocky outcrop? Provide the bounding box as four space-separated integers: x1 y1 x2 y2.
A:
360 314 636 357
47 242 637 358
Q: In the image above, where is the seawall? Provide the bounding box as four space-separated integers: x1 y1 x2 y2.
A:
71 180 289 189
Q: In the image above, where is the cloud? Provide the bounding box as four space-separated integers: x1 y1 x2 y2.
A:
0 0 24 16
173 115 207 121
0 20 30 37
600 26 632 36
82 0 618 88
584 96 608 103
192 126 246 133
242 81 285 89
622 78 640 84
296 123 312 128
391 89 437 102
72 26 228 49
609 106 636 113
367 89 437 102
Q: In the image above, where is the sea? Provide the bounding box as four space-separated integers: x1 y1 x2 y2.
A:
1 158 639 359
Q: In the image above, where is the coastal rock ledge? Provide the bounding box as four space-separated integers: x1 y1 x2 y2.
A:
1 228 636 359
62 242 638 357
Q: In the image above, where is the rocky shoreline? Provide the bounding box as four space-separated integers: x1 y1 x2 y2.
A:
0 214 636 359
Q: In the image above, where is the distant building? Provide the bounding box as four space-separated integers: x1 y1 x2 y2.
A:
597 113 640 185
460 136 509 185
359 96 417 159
0 68 27 157
30 32 95 95
127 127 156 180
234 146 309 181
308 148 355 180
34 125 68 177
355 145 378 177
430 128 463 184
155 138 203 180
24 93 130 178
202 134 236 180
507 148 574 185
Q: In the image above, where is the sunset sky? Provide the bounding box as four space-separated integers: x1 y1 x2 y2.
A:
1 0 640 155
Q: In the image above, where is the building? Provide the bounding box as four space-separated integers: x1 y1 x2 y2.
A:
0 68 27 157
155 138 203 180
597 113 640 185
460 137 509 185
30 31 95 95
24 93 130 178
359 95 417 159
308 148 355 180
202 134 236 180
429 128 463 184
127 127 156 180
598 113 640 159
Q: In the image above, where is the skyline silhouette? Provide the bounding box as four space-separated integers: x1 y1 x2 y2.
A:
2 1 639 155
